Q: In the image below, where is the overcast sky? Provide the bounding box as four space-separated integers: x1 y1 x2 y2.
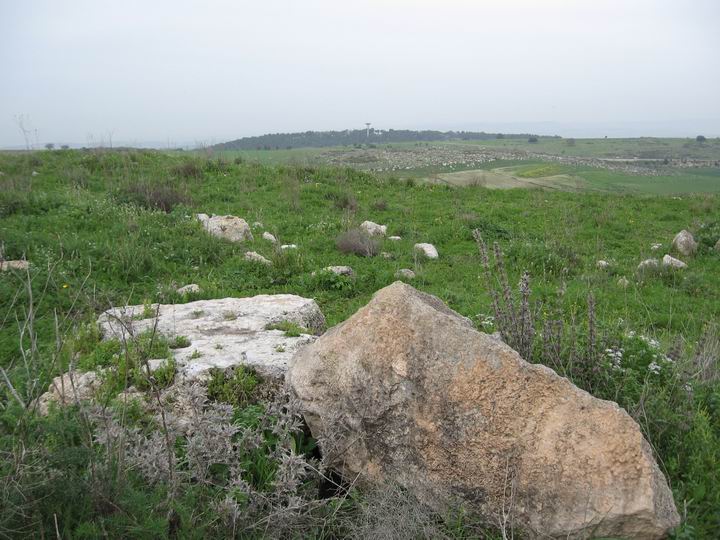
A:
1 0 719 147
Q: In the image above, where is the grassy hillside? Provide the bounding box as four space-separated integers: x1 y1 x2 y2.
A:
1 149 719 537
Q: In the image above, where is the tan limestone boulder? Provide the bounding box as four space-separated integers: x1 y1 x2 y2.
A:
287 282 679 539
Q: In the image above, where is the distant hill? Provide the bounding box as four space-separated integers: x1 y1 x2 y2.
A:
211 129 540 151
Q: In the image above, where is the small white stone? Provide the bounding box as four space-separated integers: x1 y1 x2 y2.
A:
395 269 416 279
380 252 394 259
596 260 610 269
637 259 659 271
177 284 200 295
414 243 439 259
388 236 402 241
280 244 297 250
360 220 387 237
617 277 630 289
244 251 272 265
650 243 662 251
262 231 277 243
662 254 687 269
313 266 354 277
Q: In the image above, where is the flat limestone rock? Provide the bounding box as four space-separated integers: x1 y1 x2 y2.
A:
99 295 325 381
287 282 679 539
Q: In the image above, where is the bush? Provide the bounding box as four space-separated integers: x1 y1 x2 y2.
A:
171 160 204 180
335 228 379 257
118 182 191 212
326 190 358 212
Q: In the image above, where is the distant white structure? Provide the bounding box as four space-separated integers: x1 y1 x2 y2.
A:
365 122 371 138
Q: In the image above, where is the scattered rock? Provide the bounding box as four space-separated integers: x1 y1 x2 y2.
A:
672 230 697 257
252 221 264 229
380 251 393 259
177 284 200 295
31 170 39 177
36 371 102 415
197 214 253 243
650 243 663 251
287 282 680 539
262 232 277 243
395 268 415 279
617 276 631 288
280 244 297 250
388 236 402 241
360 220 387 237
244 251 272 265
715 239 720 252
0 260 29 272
98 295 325 382
596 260 610 269
414 243 438 259
662 254 687 269
637 258 659 271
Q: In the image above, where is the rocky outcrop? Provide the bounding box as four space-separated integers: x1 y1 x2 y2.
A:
197 214 253 243
287 282 679 539
99 295 325 381
672 230 697 256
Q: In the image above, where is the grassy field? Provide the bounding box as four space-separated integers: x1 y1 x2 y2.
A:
431 162 720 194
211 138 720 195
446 137 720 160
1 149 719 537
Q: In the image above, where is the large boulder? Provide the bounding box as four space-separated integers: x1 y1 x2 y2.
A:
287 282 679 539
197 214 253 243
99 295 325 381
671 230 697 256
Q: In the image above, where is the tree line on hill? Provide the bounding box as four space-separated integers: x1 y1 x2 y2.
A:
211 129 545 151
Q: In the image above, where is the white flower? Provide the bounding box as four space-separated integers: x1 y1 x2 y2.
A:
648 361 662 374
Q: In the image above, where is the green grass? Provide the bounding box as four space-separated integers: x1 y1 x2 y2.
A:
1 148 719 537
445 136 720 160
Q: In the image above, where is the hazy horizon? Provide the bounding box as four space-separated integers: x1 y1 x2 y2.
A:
2 0 719 149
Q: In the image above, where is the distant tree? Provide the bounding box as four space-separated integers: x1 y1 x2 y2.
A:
61 144 69 150
496 133 505 139
566 138 576 147
45 143 55 150
528 136 539 144
696 135 706 142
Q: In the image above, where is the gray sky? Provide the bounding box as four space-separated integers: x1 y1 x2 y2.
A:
1 0 719 148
